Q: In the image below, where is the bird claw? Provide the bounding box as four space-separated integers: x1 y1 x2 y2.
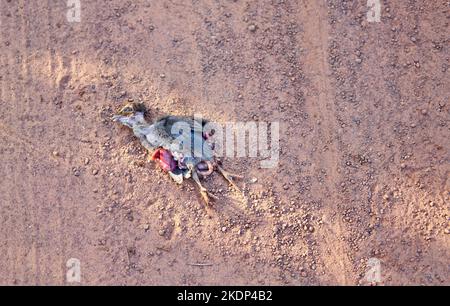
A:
200 188 211 205
200 186 219 205
217 166 242 192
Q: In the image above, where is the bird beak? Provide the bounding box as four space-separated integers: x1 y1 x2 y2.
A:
112 115 121 122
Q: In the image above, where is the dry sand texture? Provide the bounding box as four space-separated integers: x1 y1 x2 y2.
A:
0 0 448 285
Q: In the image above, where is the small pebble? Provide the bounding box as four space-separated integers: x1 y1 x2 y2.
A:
248 24 257 32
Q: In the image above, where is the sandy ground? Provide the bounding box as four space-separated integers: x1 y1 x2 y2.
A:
0 0 448 285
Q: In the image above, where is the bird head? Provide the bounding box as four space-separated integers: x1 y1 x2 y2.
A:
112 102 147 127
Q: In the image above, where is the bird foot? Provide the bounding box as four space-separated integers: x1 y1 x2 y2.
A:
200 188 218 206
217 166 242 192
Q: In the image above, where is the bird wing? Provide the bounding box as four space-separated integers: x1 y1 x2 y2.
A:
149 116 213 160
156 115 209 134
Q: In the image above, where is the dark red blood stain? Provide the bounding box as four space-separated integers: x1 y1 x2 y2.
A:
150 148 177 172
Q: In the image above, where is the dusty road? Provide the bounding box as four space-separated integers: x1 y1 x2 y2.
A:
0 0 448 285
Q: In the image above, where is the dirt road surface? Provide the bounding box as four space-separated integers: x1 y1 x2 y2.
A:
0 0 448 285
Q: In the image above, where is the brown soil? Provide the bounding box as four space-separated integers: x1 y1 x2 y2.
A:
0 0 448 285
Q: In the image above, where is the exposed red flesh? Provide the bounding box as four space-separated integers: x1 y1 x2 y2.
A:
150 148 177 172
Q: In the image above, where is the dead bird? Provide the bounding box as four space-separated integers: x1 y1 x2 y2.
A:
112 102 241 205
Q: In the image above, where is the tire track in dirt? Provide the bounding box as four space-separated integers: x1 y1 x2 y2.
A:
266 0 323 284
0 0 31 284
46 1 67 284
3 0 38 284
0 0 69 284
18 0 41 285
0 0 11 284
0 1 14 284
323 1 449 284
298 0 351 284
13 0 28 284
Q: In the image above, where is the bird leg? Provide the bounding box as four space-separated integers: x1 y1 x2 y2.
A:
191 169 216 205
217 165 242 192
